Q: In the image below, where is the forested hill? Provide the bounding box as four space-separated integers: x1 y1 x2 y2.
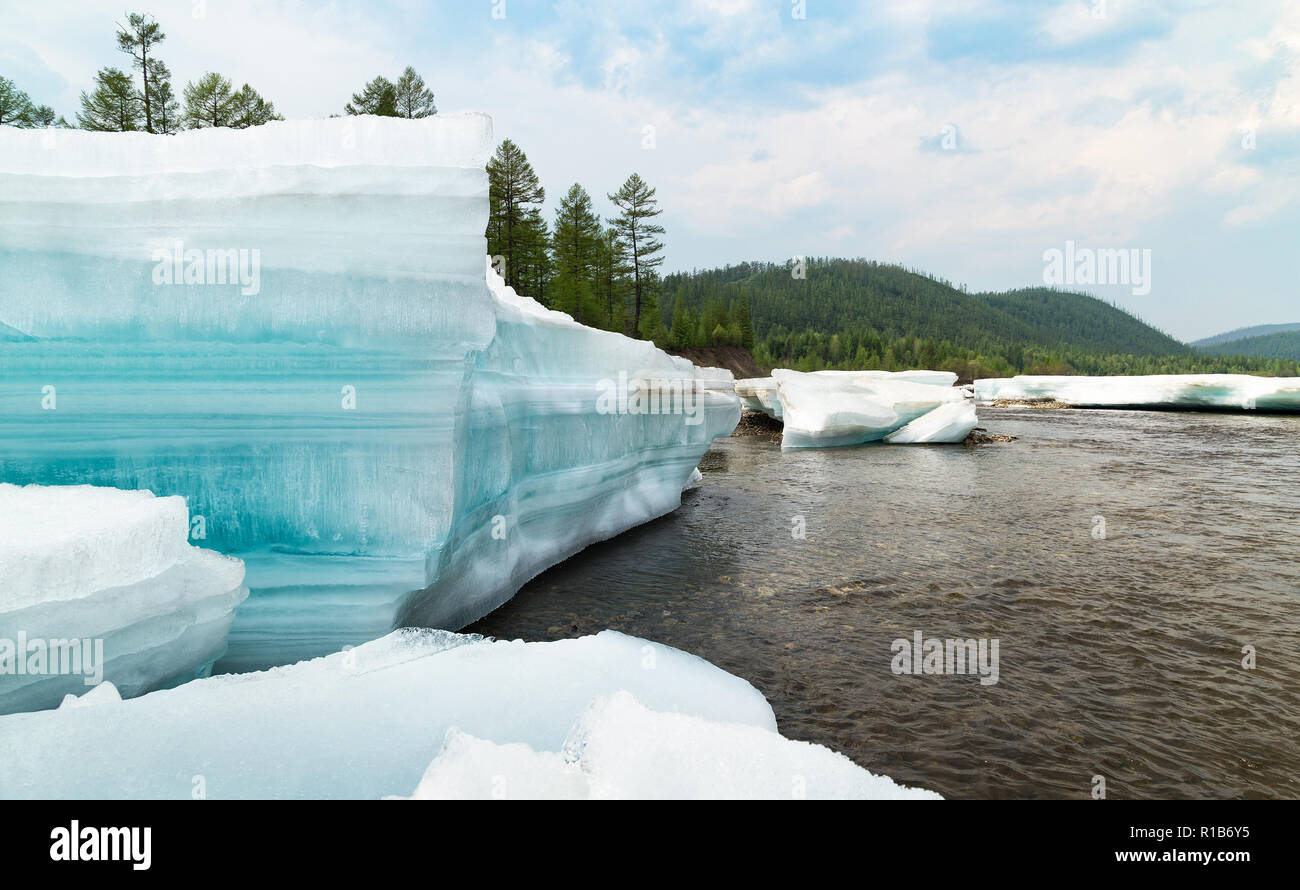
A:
1194 329 1300 360
662 258 1183 355
658 257 1225 377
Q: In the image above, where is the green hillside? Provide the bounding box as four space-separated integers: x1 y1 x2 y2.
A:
1195 329 1300 360
656 257 1289 379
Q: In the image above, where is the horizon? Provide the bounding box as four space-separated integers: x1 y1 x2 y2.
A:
3 0 1297 341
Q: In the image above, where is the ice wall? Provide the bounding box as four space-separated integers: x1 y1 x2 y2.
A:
0 484 247 714
0 118 738 670
975 374 1300 411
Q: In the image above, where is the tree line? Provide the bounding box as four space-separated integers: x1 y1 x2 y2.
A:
0 12 436 133
485 138 756 347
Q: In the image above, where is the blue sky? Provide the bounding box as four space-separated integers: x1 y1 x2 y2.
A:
3 0 1297 340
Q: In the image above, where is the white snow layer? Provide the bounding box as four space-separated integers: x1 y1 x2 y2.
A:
0 118 739 670
975 374 1300 411
401 691 941 800
770 369 977 448
0 485 247 715
0 629 939 800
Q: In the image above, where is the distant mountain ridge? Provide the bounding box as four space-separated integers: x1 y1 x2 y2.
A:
1192 322 1300 347
1194 328 1300 361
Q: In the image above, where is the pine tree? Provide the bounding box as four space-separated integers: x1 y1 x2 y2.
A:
345 76 398 116
28 105 59 127
0 76 35 126
394 67 437 118
146 60 180 134
734 290 755 349
182 72 235 128
637 278 669 345
227 83 283 128
515 207 552 303
485 139 545 291
550 183 602 324
78 68 142 131
593 227 630 331
115 12 166 133
607 173 665 338
668 295 693 349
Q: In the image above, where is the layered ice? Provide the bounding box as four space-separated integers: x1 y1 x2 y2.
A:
0 628 936 799
975 374 1300 411
771 369 976 448
0 118 738 670
0 484 247 715
402 691 941 800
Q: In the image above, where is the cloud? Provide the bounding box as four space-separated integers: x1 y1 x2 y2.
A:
2 0 1297 338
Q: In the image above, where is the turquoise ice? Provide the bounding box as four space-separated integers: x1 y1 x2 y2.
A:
0 116 738 671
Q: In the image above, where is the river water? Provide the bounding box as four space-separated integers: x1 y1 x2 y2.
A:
469 407 1300 799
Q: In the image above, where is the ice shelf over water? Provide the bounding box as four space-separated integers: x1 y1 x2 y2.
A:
0 629 939 800
0 117 739 671
975 374 1300 411
769 369 977 448
0 484 247 715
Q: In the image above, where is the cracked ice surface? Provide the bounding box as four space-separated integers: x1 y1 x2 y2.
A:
974 374 1300 411
0 118 738 671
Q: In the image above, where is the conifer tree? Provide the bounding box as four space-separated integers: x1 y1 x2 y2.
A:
394 67 437 118
115 12 166 133
608 173 665 338
182 72 235 128
345 76 398 116
78 68 142 131
485 139 545 291
0 76 35 126
551 183 602 324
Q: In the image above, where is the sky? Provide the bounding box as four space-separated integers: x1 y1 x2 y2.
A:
2 0 1297 341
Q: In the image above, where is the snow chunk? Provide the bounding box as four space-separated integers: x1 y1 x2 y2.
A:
0 630 784 799
773 369 974 448
0 484 189 611
975 374 1300 411
403 691 941 800
885 400 980 444
0 485 247 715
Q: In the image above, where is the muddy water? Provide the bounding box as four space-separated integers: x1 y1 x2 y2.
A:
469 408 1300 799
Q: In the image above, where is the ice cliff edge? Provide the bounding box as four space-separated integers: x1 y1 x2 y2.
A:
0 116 739 669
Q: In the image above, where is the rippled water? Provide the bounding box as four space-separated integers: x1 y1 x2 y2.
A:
469 408 1300 799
